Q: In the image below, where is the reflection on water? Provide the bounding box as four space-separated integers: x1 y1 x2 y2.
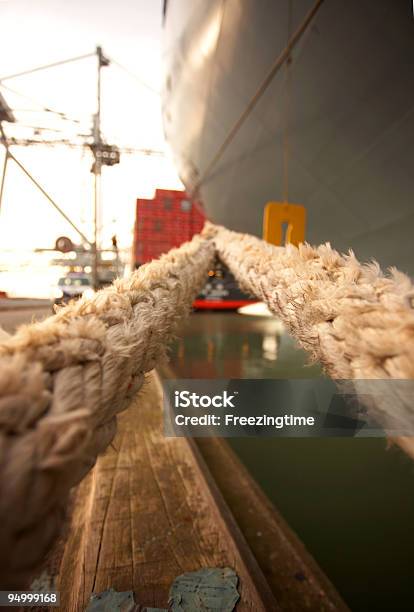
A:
166 312 414 612
262 333 279 361
169 312 321 379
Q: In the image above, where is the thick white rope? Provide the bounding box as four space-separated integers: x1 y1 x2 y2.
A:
212 224 414 447
211 223 414 378
0 232 215 589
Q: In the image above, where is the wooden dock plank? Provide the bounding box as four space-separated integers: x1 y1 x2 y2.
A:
57 372 278 611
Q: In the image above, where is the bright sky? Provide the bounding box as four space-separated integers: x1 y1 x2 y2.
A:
0 0 182 295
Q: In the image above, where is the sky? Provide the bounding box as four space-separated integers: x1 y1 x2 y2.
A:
0 0 182 295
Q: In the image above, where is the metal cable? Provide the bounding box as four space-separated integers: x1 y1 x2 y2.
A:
0 82 85 125
193 0 325 191
0 53 95 82
282 0 293 203
108 58 160 96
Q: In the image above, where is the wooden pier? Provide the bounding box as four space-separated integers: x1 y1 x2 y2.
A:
35 371 347 611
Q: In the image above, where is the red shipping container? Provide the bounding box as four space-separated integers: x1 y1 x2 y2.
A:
133 190 207 265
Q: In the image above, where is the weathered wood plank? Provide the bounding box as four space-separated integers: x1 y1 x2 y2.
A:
56 372 278 610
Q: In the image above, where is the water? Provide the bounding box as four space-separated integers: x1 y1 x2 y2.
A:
167 312 414 612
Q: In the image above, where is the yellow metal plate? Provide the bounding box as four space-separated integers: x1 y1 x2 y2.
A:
263 202 306 246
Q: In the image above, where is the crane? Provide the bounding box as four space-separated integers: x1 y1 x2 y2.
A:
0 47 166 288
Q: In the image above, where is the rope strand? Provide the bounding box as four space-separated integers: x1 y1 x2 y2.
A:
0 232 215 588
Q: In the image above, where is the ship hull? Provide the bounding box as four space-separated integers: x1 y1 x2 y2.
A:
162 0 414 273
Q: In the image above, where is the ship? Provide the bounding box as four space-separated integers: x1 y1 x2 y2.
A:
161 0 414 274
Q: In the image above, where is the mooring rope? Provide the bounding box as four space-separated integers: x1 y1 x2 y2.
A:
211 223 414 378
0 233 215 588
1 222 414 588
211 223 414 452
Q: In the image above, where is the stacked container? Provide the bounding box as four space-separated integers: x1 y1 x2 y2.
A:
133 189 206 267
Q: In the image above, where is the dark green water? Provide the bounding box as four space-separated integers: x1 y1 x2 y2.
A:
168 312 414 612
